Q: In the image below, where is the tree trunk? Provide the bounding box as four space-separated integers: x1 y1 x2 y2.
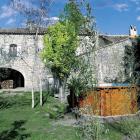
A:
31 69 35 108
39 72 43 106
35 28 43 106
31 80 35 108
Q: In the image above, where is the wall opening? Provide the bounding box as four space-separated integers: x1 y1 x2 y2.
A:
9 44 17 57
0 68 24 89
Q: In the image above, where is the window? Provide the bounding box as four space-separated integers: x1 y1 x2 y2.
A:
9 44 17 57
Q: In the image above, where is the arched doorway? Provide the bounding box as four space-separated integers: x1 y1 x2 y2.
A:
0 68 24 89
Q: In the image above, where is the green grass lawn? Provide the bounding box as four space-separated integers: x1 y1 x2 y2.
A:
0 92 79 140
0 92 140 140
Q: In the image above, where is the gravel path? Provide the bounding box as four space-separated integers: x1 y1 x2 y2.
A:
53 113 79 127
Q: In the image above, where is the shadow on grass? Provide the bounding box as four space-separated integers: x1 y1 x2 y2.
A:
0 96 31 110
0 120 30 140
0 92 54 109
43 93 49 105
0 98 11 109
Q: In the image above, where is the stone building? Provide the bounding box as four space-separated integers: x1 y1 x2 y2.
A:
0 26 139 92
0 28 50 91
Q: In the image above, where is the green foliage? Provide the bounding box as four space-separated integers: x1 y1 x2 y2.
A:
67 72 91 97
41 0 89 83
67 57 97 97
60 0 95 34
60 0 85 34
41 21 79 81
45 95 66 119
64 1 96 96
67 76 87 97
126 37 140 84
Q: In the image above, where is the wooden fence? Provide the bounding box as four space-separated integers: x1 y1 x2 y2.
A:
79 86 138 116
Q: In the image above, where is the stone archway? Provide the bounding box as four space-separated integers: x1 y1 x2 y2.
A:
0 68 24 89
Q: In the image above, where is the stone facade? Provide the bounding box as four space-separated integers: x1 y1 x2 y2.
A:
0 28 137 91
78 34 134 87
0 29 51 91
95 37 132 85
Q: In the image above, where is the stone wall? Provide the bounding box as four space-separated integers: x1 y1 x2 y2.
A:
95 39 132 84
77 36 133 86
0 34 52 91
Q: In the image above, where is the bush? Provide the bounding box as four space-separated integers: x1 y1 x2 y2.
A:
77 117 106 140
45 96 66 119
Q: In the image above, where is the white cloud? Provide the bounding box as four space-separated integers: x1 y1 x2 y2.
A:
0 0 33 20
6 18 16 25
42 17 58 27
0 5 17 19
114 3 129 12
137 16 140 21
20 16 59 27
130 0 140 5
43 17 59 26
50 17 59 21
44 17 59 21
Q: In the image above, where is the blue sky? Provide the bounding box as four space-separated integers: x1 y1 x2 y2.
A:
94 0 140 34
0 0 140 35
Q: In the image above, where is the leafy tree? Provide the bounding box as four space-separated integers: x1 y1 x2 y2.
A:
60 0 85 34
41 0 86 99
41 21 78 84
41 0 95 100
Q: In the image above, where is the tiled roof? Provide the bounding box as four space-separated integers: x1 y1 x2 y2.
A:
101 35 129 43
0 28 47 35
98 35 130 47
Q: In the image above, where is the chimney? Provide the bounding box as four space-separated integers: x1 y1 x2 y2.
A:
129 25 138 38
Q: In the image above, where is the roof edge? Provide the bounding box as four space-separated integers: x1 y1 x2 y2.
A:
0 28 47 35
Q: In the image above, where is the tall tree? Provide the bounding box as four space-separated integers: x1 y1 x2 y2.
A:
41 0 90 101
41 21 79 101
60 0 85 34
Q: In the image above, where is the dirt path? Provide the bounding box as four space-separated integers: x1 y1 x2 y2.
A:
53 113 79 127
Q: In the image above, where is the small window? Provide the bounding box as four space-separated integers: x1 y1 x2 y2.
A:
9 44 17 57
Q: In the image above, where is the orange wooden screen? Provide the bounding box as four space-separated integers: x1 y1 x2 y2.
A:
79 86 138 116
